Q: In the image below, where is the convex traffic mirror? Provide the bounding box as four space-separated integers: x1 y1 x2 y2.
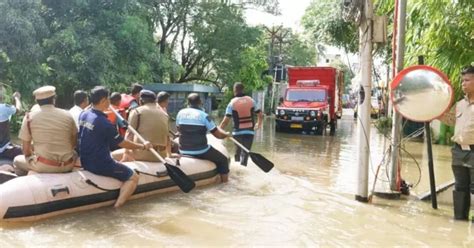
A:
390 65 454 122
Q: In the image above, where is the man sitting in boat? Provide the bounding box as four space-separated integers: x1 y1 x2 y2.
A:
0 87 22 163
14 86 78 176
68 90 89 130
112 90 170 162
105 92 124 151
78 86 153 208
118 83 142 136
157 91 180 154
176 93 231 182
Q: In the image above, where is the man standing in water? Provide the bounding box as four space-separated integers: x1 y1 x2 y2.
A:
219 82 262 166
440 65 474 221
176 93 230 182
79 86 152 208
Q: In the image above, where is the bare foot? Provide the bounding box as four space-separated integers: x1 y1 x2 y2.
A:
220 174 228 183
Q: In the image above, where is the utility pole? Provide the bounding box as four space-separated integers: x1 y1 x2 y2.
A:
356 0 373 202
264 25 289 114
389 0 407 193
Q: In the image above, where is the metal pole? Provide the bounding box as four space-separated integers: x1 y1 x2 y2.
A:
389 0 407 192
270 65 278 112
425 122 438 209
356 0 373 202
417 55 438 209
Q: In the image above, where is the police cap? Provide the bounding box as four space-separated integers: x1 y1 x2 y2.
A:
33 86 56 100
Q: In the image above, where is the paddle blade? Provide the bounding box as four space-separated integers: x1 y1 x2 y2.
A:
164 163 196 193
249 152 274 173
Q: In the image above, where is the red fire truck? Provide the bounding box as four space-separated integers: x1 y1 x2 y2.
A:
275 66 343 135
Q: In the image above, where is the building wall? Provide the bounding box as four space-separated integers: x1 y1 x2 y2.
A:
166 92 212 116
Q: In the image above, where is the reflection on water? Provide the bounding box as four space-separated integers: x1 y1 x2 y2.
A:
0 111 472 246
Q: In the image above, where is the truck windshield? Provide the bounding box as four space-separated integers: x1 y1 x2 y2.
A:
286 90 326 102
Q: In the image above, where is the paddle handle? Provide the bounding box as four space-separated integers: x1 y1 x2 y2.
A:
229 137 250 153
110 108 166 164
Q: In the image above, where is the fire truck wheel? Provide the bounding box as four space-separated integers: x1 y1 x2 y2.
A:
315 122 325 135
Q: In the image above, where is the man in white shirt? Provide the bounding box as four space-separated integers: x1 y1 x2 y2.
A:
69 90 89 130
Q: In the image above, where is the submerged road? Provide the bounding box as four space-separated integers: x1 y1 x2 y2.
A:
0 109 472 246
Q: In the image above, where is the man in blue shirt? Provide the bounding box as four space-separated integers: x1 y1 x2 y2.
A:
219 82 262 166
79 86 152 208
176 93 231 182
0 88 22 162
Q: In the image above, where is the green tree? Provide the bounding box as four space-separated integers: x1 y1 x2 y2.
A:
376 0 473 95
145 0 265 89
302 0 358 54
0 0 50 94
284 33 317 66
41 0 160 105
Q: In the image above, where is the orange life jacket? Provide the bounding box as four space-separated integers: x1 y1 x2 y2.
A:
118 94 138 136
230 96 255 131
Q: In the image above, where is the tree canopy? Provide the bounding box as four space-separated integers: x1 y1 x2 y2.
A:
0 0 286 107
303 0 474 95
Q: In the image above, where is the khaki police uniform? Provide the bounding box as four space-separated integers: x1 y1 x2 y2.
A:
452 98 474 149
14 86 77 175
112 103 169 161
440 96 474 220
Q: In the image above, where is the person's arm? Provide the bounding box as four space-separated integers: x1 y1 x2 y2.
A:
203 114 230 139
219 116 231 129
125 109 139 141
22 140 33 157
118 139 152 150
12 92 21 112
254 111 263 130
18 115 33 157
211 127 231 139
219 102 233 129
437 105 455 126
105 118 152 151
253 99 263 130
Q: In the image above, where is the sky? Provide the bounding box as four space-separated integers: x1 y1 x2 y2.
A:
244 0 312 31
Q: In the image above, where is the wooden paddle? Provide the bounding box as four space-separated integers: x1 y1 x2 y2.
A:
229 137 274 173
111 108 195 193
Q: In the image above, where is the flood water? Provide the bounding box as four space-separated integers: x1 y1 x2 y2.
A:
0 110 472 246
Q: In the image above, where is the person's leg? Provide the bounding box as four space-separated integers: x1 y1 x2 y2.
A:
13 155 34 176
115 172 139 208
194 146 229 183
110 163 139 208
2 145 22 160
470 167 474 194
234 135 242 162
239 135 254 166
452 164 470 220
171 140 180 154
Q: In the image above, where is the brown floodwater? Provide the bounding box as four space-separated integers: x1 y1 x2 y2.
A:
0 110 472 246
